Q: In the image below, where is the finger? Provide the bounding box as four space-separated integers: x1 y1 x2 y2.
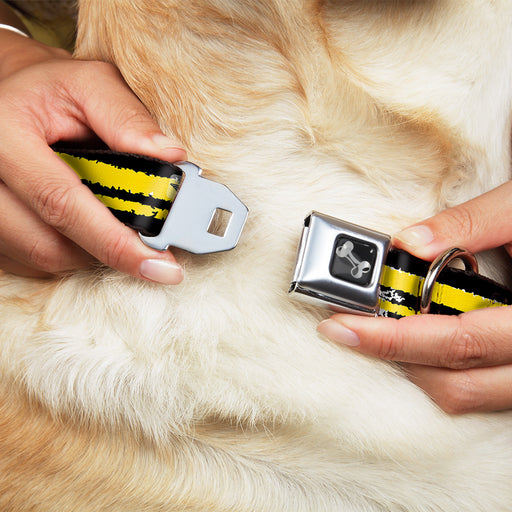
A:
0 182 93 272
317 306 512 369
404 363 512 414
392 180 512 260
60 61 187 162
0 141 184 284
0 254 53 278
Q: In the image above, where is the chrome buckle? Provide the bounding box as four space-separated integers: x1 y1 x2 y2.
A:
289 212 391 316
140 162 248 254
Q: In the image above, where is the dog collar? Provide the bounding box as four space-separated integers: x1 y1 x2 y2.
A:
55 147 248 254
289 211 512 318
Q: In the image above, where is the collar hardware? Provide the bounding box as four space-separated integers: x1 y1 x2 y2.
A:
289 211 512 317
420 247 478 314
289 212 391 316
139 161 248 254
56 148 248 255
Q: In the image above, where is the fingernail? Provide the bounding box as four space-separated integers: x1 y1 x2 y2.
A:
317 319 360 347
139 259 184 285
394 225 434 249
151 134 187 159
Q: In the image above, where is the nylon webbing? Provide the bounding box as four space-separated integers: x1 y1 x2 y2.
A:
55 148 182 237
378 248 512 318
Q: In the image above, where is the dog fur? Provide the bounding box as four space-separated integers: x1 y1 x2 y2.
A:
1 0 512 510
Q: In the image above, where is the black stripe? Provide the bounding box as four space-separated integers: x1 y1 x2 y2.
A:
379 310 404 319
379 285 420 317
54 146 183 178
385 248 430 276
428 302 462 316
83 180 173 211
110 209 165 237
379 285 419 308
436 267 512 306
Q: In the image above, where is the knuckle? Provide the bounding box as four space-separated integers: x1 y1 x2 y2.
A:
66 61 123 105
375 337 398 360
34 183 79 231
374 323 403 360
436 371 483 414
115 104 153 131
441 203 477 241
442 317 487 369
101 233 131 271
28 238 65 274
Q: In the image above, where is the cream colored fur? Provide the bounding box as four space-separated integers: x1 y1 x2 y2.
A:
1 1 512 510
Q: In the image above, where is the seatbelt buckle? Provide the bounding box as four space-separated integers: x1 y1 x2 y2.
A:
140 161 248 254
289 211 391 316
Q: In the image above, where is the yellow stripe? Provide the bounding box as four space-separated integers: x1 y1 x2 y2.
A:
381 265 423 296
96 195 169 219
58 152 175 201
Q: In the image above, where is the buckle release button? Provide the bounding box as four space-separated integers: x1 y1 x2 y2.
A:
330 236 378 287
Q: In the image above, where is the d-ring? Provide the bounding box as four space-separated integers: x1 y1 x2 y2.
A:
420 247 478 314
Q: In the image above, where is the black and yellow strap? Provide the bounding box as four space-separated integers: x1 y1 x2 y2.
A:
55 147 182 237
54 151 512 316
378 248 512 318
54 146 249 254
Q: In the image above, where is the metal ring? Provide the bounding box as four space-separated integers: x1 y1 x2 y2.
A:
419 247 479 314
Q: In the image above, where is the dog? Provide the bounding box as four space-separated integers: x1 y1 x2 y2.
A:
1 0 512 510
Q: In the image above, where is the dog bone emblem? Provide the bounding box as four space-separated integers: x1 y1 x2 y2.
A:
336 240 372 279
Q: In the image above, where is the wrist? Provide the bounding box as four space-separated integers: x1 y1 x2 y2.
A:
0 23 29 38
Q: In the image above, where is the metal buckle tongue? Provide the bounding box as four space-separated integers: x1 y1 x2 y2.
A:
140 162 248 254
289 212 391 316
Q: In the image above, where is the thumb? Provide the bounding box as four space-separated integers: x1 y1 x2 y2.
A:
393 181 512 260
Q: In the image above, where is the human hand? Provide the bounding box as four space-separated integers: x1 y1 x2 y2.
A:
318 180 512 414
0 30 186 283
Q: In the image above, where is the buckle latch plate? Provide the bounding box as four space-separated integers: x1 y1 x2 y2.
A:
289 212 391 315
140 162 248 254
